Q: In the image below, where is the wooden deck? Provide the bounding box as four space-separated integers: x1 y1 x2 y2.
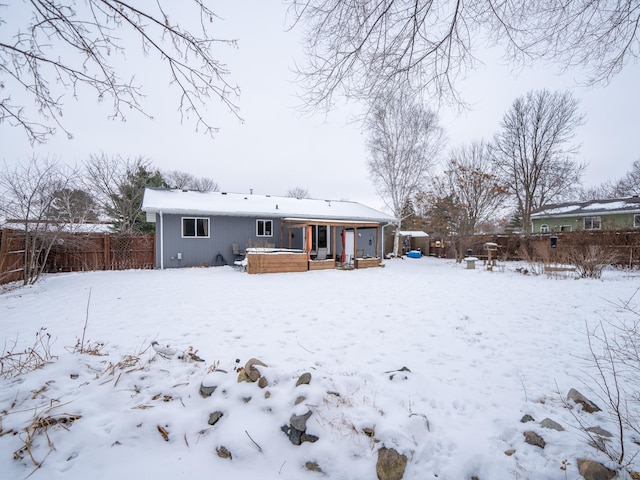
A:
308 259 336 270
247 251 308 274
354 257 381 269
246 249 382 274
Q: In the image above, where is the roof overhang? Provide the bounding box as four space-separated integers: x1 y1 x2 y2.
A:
281 218 384 228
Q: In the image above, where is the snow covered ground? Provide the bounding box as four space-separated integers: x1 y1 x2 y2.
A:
1 258 639 479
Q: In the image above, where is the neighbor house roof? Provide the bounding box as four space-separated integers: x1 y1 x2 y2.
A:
142 188 398 224
531 196 640 219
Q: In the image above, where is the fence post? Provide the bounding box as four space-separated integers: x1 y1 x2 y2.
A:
103 234 110 270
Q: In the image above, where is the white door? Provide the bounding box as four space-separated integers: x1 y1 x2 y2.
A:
345 231 355 263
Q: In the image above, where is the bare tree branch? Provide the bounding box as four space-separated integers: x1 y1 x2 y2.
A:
0 1 242 143
288 0 640 111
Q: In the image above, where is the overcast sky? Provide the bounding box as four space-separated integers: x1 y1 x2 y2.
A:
1 2 639 213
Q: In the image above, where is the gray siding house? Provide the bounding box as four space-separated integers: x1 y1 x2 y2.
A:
141 188 397 269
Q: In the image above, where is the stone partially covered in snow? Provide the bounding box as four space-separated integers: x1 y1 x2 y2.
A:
524 431 546 448
199 370 227 397
540 418 564 431
567 388 601 413
376 447 408 480
296 372 312 386
238 358 268 383
577 459 617 480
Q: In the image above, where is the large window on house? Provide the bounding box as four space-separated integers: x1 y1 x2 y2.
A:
256 219 273 237
182 217 209 238
635 214 640 228
584 216 601 230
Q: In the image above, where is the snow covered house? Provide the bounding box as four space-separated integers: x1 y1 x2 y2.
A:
141 188 397 272
530 196 640 233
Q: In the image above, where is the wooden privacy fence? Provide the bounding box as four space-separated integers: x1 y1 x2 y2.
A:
444 230 640 267
0 229 155 285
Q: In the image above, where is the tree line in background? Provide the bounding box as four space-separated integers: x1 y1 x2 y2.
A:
0 155 219 284
365 88 640 257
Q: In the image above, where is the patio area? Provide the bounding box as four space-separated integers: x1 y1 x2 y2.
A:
245 247 382 274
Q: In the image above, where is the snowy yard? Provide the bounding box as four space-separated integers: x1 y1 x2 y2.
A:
1 258 639 480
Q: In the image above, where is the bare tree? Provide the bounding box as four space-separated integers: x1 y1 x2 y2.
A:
0 1 240 143
84 154 165 234
492 90 586 232
287 0 639 110
0 156 78 284
49 188 100 225
164 170 219 192
578 182 618 201
287 187 311 199
367 93 444 254
442 141 510 235
614 158 640 197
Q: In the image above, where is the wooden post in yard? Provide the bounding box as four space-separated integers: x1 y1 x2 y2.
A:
103 234 110 270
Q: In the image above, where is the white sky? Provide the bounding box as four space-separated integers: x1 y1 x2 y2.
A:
1 1 639 213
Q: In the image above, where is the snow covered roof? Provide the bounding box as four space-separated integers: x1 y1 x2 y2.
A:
2 221 113 234
142 188 397 224
531 196 640 219
398 230 429 237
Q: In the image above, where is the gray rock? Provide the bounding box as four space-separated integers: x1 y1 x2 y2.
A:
281 424 303 445
586 426 613 438
208 411 223 426
305 461 322 473
216 446 232 459
301 432 319 443
376 447 408 480
200 370 226 397
524 431 546 448
520 414 535 423
577 459 617 480
296 372 312 386
200 383 217 397
295 396 306 405
589 436 608 453
567 388 601 413
291 410 313 431
540 418 565 431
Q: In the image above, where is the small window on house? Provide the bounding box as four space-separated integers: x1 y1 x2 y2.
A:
182 217 209 238
540 224 549 233
256 219 273 237
635 214 640 228
584 216 601 230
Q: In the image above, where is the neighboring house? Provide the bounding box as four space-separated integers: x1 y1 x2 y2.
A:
141 188 397 269
530 196 640 233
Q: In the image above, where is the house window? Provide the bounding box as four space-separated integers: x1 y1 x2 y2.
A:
182 217 209 238
560 225 572 232
540 224 549 233
635 214 640 228
584 216 601 230
256 219 273 237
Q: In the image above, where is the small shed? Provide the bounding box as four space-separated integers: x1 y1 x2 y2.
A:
398 231 429 256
